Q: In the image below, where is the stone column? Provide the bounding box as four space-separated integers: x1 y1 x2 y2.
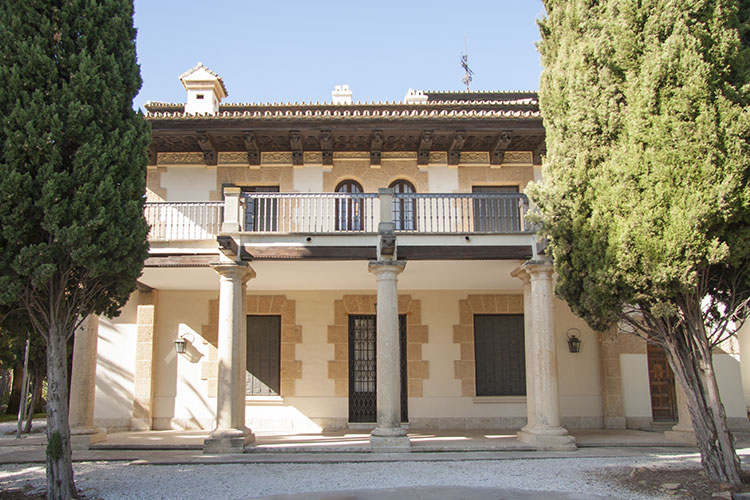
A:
599 327 627 429
368 260 410 452
511 268 536 434
69 315 106 449
664 383 697 444
204 262 255 453
515 260 576 451
131 293 157 431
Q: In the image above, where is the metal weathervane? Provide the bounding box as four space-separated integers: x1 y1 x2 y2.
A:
460 38 473 91
461 41 474 92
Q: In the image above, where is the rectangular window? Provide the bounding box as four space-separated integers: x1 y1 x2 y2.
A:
246 315 281 396
474 314 525 396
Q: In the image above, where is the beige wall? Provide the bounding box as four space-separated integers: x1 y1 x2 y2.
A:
149 159 536 200
96 285 606 432
94 292 139 431
620 350 748 425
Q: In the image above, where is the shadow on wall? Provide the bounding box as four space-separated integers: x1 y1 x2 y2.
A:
95 353 135 422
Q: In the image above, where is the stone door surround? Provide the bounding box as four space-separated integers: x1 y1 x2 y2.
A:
327 294 428 398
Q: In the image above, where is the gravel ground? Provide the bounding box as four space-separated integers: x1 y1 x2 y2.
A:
0 419 46 437
0 454 698 500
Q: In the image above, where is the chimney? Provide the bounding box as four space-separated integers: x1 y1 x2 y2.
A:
404 88 428 104
332 84 352 105
179 62 227 115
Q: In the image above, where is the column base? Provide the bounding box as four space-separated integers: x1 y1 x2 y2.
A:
370 434 411 453
604 416 627 429
203 427 255 454
70 427 107 450
517 427 576 451
130 418 152 431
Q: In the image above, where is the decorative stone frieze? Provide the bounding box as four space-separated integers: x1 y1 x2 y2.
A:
261 151 293 165
459 152 490 165
502 151 533 164
452 294 524 397
218 152 249 165
157 152 204 165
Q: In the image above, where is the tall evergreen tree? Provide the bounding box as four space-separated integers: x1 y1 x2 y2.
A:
0 1 149 497
532 0 750 484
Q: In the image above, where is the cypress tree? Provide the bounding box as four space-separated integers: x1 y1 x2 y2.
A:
533 0 750 484
0 1 149 497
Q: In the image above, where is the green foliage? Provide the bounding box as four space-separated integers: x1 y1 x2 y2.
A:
46 430 62 460
0 0 150 334
531 0 750 334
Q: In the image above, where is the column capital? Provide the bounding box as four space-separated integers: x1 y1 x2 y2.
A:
211 262 255 281
368 260 406 276
511 266 530 284
521 259 555 280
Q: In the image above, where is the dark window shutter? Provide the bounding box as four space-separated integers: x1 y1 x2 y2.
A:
474 314 525 396
246 315 281 395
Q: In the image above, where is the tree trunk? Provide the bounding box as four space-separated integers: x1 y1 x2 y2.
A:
0 368 11 412
23 363 43 433
45 325 76 500
6 364 22 415
665 338 742 485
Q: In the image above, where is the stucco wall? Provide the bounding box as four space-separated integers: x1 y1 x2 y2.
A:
149 159 536 200
96 287 604 432
94 292 139 431
620 350 748 426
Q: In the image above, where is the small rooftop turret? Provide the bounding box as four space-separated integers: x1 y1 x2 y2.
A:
180 62 227 115
331 84 352 105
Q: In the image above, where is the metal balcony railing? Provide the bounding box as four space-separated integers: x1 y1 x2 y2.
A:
144 192 530 241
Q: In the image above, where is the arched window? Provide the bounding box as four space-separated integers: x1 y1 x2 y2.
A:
390 179 416 231
335 180 364 231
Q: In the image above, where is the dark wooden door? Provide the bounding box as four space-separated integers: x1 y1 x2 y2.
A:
348 315 407 423
246 315 281 395
647 342 678 422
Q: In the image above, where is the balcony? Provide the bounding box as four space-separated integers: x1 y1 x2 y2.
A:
144 192 532 241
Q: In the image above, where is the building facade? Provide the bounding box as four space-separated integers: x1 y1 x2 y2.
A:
70 64 750 452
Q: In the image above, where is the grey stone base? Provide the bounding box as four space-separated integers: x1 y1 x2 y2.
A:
130 418 152 431
664 429 697 445
603 416 627 429
203 429 255 454
370 434 411 453
70 428 107 450
517 430 577 451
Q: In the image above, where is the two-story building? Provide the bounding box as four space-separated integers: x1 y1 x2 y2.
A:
66 63 750 453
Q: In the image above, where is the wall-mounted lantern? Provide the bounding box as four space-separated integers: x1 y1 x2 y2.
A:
566 328 582 353
174 332 194 354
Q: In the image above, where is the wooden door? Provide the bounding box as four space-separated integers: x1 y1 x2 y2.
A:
647 342 678 422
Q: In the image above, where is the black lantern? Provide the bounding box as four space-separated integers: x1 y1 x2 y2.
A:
174 332 194 354
174 337 187 354
566 328 582 353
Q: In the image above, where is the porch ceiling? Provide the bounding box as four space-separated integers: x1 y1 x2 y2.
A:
138 260 525 291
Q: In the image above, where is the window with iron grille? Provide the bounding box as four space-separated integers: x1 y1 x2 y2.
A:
474 314 525 396
246 315 281 396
